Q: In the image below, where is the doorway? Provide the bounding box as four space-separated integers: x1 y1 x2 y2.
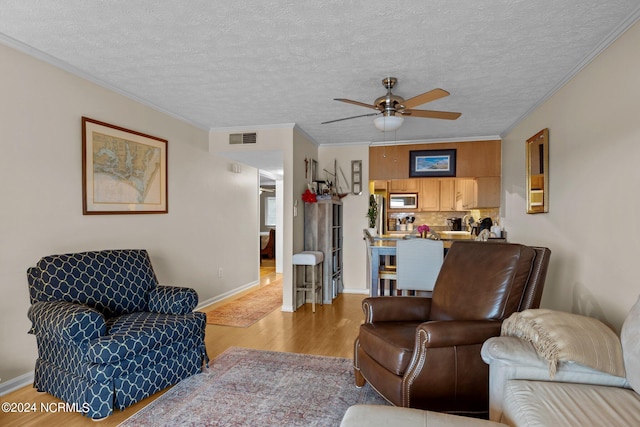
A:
259 171 283 281
259 176 276 277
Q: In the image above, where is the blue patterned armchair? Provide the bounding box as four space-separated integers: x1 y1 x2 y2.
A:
26 249 208 419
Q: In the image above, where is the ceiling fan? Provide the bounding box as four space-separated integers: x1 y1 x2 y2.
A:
322 77 461 131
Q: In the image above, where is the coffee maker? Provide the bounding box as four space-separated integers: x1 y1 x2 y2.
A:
471 217 493 236
447 217 462 231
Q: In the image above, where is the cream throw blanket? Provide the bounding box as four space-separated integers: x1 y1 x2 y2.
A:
501 309 625 379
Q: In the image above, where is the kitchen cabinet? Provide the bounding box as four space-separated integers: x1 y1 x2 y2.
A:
455 177 501 209
304 200 343 304
389 179 419 192
455 179 475 210
372 180 388 191
419 179 440 211
474 176 501 208
439 179 456 211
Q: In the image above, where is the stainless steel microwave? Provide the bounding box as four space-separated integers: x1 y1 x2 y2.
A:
389 193 418 209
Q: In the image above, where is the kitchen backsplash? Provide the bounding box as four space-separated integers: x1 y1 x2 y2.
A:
388 208 500 231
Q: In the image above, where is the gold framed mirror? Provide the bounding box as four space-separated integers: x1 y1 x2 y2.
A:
526 128 549 213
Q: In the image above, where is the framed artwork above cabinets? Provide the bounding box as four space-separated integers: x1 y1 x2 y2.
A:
369 139 500 180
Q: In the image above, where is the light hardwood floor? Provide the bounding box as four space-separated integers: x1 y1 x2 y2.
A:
0 268 367 427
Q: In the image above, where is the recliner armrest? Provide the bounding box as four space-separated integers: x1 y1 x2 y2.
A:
362 296 432 323
27 301 106 343
416 319 502 348
148 285 198 314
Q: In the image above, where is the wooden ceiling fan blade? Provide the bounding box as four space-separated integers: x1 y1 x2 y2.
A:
334 98 379 110
401 88 450 109
403 109 461 120
321 112 380 124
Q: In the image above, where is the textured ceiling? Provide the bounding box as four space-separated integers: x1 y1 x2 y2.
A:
1 1 640 146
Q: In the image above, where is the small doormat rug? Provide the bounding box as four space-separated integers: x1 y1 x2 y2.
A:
206 281 282 327
118 347 389 426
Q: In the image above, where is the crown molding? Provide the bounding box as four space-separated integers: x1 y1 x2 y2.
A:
0 33 210 131
502 6 640 137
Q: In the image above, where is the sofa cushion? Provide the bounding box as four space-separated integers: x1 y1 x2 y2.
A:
340 405 504 427
621 295 640 393
358 322 420 375
85 311 205 364
501 309 625 378
502 380 640 426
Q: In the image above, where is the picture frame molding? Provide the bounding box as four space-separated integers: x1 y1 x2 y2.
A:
82 117 168 215
409 149 457 178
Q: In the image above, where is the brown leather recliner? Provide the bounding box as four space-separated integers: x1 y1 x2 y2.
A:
354 241 551 417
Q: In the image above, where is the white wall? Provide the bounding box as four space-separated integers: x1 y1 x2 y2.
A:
502 20 640 331
209 126 317 311
0 43 258 387
319 144 371 293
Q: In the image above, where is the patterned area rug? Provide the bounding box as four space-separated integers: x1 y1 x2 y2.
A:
118 347 389 426
206 280 282 327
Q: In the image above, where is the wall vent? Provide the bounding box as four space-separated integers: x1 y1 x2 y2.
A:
229 132 257 144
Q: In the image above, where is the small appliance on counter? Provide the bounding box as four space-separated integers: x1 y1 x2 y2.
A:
475 217 493 236
447 217 462 231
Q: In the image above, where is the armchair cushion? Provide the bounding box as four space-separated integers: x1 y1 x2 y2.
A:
502 309 625 378
86 311 205 364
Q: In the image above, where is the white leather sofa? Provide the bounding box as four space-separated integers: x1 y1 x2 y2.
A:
481 296 640 426
341 297 640 427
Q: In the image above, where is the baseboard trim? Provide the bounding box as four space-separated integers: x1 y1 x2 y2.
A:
0 371 33 396
196 280 260 311
342 288 369 295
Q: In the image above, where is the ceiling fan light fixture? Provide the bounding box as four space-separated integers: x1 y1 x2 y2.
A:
374 115 404 132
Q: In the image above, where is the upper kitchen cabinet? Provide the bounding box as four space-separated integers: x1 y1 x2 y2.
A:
438 179 456 211
369 145 407 179
389 179 419 192
369 140 500 180
372 180 388 192
419 179 440 211
475 177 501 208
456 177 501 209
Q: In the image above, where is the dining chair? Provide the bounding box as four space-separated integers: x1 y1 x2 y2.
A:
395 238 444 295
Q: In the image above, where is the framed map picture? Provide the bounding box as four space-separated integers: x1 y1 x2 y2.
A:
409 149 457 178
82 117 168 214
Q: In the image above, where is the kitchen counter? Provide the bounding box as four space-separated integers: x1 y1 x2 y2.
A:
367 232 506 296
380 231 475 247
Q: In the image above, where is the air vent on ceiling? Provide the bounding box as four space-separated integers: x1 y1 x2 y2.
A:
229 132 257 144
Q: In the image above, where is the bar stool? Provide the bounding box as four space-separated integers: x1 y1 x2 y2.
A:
293 251 324 312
